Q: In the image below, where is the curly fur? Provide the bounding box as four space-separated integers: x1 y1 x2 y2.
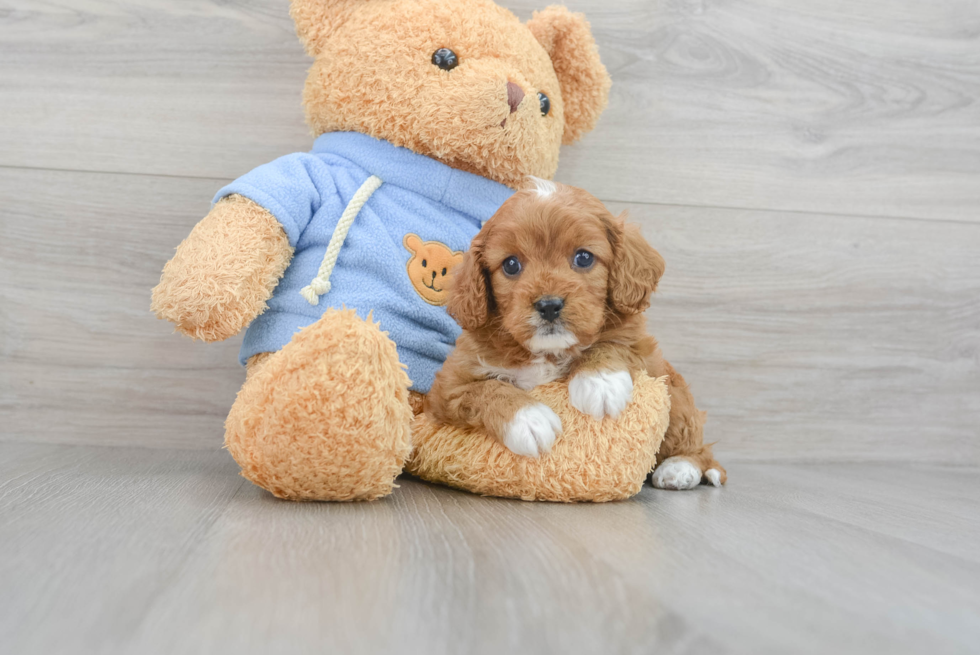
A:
295 0 610 188
410 374 669 502
429 183 726 489
527 6 611 145
226 309 413 501
151 196 292 342
152 0 614 501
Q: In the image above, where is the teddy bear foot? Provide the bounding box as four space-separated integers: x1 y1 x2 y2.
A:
225 309 414 501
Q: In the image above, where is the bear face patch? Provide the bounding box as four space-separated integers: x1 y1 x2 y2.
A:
403 234 464 306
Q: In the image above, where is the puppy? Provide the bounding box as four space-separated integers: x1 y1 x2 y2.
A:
425 180 726 490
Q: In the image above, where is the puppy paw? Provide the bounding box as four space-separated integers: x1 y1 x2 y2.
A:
568 369 633 420
503 404 562 457
705 468 723 487
651 457 702 490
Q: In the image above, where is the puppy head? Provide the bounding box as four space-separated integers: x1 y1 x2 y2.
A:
448 180 665 353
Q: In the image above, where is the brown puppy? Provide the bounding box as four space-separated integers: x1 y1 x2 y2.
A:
426 180 726 489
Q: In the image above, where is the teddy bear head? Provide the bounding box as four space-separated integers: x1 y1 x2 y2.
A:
291 0 611 188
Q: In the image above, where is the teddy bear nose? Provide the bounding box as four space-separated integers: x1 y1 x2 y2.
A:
507 82 525 114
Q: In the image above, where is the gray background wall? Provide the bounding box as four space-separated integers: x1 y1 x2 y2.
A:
2 0 978 464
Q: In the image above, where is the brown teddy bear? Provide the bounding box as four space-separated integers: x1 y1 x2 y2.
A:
152 0 667 502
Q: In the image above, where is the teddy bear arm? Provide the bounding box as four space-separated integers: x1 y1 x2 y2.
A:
151 195 293 342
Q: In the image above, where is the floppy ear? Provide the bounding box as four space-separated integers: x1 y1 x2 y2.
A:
290 0 362 56
403 233 422 255
607 217 666 315
527 6 612 145
446 237 495 331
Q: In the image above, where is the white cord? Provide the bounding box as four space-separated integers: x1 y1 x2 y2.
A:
300 175 383 306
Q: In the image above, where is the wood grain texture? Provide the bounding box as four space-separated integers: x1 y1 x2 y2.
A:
1 0 978 220
1 442 978 655
2 167 978 461
0 168 244 448
0 442 245 654
619 201 980 464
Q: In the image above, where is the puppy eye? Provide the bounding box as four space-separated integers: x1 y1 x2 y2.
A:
538 92 551 117
502 256 522 277
432 48 459 71
573 250 594 269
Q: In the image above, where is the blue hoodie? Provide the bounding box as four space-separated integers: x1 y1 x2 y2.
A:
213 132 514 393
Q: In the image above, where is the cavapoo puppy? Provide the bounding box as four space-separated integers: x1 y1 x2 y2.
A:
425 180 726 490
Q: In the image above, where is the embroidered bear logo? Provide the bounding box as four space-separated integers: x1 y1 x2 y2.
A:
404 234 465 306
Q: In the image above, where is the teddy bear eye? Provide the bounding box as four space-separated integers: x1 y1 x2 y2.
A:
432 48 459 71
538 92 551 117
422 259 428 268
502 256 522 277
442 267 448 276
573 250 594 269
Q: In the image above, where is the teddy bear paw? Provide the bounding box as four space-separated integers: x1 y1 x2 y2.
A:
503 404 562 457
651 457 702 490
569 369 634 420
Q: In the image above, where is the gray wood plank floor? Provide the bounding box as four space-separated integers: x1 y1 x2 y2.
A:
1 442 978 655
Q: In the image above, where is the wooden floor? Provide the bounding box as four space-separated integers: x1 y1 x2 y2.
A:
1 441 978 655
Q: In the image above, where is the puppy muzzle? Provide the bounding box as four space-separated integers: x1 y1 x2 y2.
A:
533 296 564 323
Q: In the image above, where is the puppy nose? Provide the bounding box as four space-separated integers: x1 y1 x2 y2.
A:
507 82 525 114
534 297 564 323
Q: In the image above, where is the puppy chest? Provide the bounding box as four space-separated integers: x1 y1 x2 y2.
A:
478 358 571 391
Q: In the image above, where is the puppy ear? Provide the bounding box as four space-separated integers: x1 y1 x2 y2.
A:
403 233 422 255
527 6 612 145
447 238 495 331
607 217 665 315
290 0 362 56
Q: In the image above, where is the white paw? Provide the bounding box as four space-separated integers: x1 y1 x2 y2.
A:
705 468 722 487
503 404 562 458
651 457 702 490
568 369 634 420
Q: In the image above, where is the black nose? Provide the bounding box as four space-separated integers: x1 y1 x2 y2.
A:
534 297 564 323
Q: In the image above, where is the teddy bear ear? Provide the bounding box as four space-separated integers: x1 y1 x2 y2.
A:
290 0 362 56
403 233 422 254
527 6 612 145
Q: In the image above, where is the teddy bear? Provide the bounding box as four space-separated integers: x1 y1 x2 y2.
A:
151 0 670 502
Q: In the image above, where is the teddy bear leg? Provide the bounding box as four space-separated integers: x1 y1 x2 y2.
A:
224 309 414 501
